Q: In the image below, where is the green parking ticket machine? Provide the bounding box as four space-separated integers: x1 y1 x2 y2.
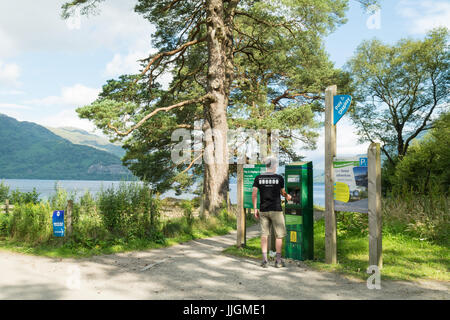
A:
284 161 314 260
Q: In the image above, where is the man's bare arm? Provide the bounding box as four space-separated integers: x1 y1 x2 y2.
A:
281 188 292 200
252 187 259 218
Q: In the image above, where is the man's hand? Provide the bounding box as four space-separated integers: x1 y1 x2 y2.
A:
286 194 292 201
254 208 260 219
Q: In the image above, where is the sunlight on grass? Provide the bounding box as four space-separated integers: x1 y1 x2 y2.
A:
0 211 245 259
223 219 450 282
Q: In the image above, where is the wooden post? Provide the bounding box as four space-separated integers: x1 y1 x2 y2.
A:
5 199 9 214
368 143 382 268
66 200 73 238
236 164 246 247
325 85 337 264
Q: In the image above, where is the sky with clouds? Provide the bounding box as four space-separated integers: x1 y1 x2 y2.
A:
0 0 449 168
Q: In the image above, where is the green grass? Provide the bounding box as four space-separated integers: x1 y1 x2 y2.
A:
0 210 256 259
223 219 450 282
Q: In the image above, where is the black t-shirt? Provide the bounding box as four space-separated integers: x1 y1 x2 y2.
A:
252 173 284 212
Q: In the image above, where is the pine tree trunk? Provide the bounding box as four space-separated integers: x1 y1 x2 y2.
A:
202 0 234 217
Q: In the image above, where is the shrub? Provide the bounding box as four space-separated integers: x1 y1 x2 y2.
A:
8 202 52 244
0 211 10 237
72 191 108 242
49 183 72 211
0 181 9 203
336 212 368 237
181 200 194 229
389 112 450 195
97 182 161 239
10 188 40 205
383 191 449 243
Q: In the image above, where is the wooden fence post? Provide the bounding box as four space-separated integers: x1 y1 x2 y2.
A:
5 199 9 214
325 85 337 264
236 163 246 247
66 200 73 238
368 142 382 268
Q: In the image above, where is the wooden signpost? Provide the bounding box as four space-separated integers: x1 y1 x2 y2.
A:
325 85 337 264
236 163 245 247
368 142 382 268
325 85 382 268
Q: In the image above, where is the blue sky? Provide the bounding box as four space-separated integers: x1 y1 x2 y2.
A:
0 0 449 168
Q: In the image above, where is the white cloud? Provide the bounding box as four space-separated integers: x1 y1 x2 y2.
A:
105 51 146 77
0 0 155 58
34 109 97 132
26 84 100 107
0 90 24 95
398 0 450 34
0 60 20 87
0 103 31 110
298 118 371 170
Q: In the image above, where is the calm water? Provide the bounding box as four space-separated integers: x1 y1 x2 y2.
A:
0 179 325 206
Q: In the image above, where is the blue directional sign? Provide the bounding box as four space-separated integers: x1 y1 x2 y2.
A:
52 210 65 237
333 95 352 125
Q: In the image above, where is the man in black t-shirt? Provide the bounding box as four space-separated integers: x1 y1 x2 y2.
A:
252 157 291 268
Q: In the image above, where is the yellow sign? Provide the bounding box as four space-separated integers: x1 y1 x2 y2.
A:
290 231 297 243
334 181 350 202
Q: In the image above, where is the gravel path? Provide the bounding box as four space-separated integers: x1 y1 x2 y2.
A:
0 225 448 300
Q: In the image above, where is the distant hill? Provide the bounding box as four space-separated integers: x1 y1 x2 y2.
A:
47 126 125 158
0 114 133 180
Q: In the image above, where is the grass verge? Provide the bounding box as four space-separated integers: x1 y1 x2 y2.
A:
223 219 450 282
0 211 257 259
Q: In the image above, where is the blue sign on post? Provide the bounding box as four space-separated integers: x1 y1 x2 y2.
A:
333 95 352 125
359 157 368 167
52 210 65 237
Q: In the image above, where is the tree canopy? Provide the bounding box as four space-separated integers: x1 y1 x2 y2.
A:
346 27 449 164
63 0 379 211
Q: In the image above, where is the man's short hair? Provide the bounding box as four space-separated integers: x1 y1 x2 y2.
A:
264 156 278 170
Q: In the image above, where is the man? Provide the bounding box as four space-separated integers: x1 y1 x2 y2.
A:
252 156 292 268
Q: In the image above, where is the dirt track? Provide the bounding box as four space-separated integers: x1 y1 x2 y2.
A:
0 225 448 300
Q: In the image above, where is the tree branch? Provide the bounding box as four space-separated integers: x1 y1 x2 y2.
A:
180 152 203 174
135 37 206 84
403 73 440 153
161 0 183 13
271 90 322 106
235 10 298 37
107 93 214 136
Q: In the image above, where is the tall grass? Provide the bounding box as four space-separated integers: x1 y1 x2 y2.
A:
0 182 164 246
383 191 449 243
96 182 161 240
333 190 449 244
0 182 241 257
7 202 53 244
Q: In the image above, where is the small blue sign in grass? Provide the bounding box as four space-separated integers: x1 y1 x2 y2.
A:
52 210 65 237
333 95 352 125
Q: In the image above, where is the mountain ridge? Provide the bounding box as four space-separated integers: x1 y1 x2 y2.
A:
0 114 133 180
46 126 126 158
